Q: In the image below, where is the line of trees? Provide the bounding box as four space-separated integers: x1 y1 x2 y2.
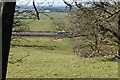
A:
72 2 120 58
60 0 120 58
53 1 120 58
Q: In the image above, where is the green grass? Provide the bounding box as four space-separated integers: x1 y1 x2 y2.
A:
40 12 68 20
28 20 54 31
16 12 68 31
7 12 118 78
7 37 118 78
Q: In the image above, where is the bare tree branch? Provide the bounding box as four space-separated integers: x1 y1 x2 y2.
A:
99 24 120 42
106 10 120 19
63 0 73 10
48 0 55 7
39 0 46 4
33 0 40 20
25 0 31 6
93 2 112 15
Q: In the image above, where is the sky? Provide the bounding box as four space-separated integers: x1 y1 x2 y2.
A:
16 0 119 7
16 0 74 7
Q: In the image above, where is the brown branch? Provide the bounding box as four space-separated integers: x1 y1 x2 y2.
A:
9 54 29 64
48 0 55 7
63 0 72 10
93 2 112 15
75 1 82 8
93 2 120 19
87 50 99 58
40 0 46 4
106 10 120 19
33 0 40 20
25 0 31 6
99 24 120 42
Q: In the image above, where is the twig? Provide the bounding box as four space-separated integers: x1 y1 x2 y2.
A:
33 0 40 20
9 54 29 64
87 50 99 58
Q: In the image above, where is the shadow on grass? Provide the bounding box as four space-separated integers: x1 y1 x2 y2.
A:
76 57 120 63
11 44 57 50
99 57 120 62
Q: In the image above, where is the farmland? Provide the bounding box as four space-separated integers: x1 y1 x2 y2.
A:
6 12 118 78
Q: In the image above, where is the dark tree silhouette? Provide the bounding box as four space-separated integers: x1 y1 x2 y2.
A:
118 13 120 58
2 2 16 80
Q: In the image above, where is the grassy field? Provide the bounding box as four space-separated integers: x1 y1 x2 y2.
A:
16 12 68 31
7 12 118 78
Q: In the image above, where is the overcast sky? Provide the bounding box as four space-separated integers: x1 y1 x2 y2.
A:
16 0 74 6
16 0 119 6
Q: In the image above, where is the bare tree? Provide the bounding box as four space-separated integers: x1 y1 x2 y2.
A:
67 1 120 58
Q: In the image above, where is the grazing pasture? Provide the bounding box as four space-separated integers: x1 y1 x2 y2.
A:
7 12 118 78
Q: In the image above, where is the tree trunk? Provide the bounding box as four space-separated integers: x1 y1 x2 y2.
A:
118 12 120 59
2 2 16 80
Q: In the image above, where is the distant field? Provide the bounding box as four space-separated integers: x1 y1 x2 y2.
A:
39 12 68 20
15 12 68 31
7 12 118 78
